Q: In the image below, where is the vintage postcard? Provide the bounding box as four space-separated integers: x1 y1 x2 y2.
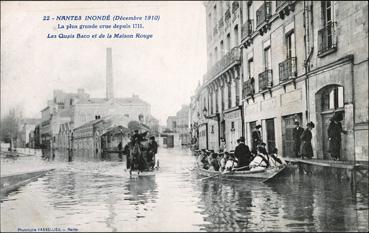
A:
1 1 368 232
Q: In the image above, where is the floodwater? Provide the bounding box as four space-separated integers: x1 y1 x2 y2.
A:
1 148 368 232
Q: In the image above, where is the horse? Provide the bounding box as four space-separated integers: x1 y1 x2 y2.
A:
128 141 147 176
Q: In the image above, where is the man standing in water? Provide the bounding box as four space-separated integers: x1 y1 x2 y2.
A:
148 136 158 170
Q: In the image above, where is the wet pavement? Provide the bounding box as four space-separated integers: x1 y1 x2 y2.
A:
1 148 368 232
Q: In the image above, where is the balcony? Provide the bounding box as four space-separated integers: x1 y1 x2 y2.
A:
225 8 231 22
242 77 255 99
318 22 337 57
258 69 273 92
232 1 240 13
256 1 272 27
204 47 241 81
241 19 254 40
279 57 297 82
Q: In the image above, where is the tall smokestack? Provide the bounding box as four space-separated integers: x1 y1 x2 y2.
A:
106 47 114 99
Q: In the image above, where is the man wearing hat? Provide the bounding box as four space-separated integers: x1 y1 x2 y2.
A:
148 136 158 169
252 125 262 154
328 112 347 160
300 122 315 159
234 136 252 170
293 120 304 157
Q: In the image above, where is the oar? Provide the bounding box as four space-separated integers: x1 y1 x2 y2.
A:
199 172 222 181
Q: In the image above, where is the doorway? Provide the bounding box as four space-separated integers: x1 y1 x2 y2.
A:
282 113 303 158
266 118 276 153
316 85 345 159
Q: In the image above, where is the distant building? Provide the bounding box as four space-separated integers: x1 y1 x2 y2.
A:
18 118 41 147
166 116 177 131
165 105 191 145
175 105 191 145
39 48 158 153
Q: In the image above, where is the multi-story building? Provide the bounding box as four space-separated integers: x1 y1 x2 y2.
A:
192 1 368 162
240 0 368 161
194 1 244 152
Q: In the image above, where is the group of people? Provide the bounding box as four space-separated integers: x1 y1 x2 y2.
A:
121 130 159 172
292 111 346 160
197 136 286 173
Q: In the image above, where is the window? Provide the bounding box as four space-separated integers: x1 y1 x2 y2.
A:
211 125 214 133
286 32 295 58
322 86 344 111
221 87 225 112
264 47 271 70
210 93 213 114
220 40 224 57
322 1 333 26
247 1 252 20
235 79 240 106
214 4 217 21
228 83 232 108
233 25 239 47
215 89 219 113
248 58 254 77
226 33 231 52
70 99 73 105
231 122 235 130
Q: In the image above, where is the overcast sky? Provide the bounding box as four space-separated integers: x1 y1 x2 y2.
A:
1 1 206 125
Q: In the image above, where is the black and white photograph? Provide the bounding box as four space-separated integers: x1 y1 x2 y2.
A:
1 1 368 232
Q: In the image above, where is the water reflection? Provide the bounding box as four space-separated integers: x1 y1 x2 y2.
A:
1 148 368 232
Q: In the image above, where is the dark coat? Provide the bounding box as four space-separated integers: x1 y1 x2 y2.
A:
300 129 313 158
293 126 304 154
235 143 252 167
251 130 262 152
328 120 343 157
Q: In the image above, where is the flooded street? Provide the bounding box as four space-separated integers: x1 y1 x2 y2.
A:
1 148 368 232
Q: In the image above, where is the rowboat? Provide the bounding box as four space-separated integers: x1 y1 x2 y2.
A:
196 165 288 183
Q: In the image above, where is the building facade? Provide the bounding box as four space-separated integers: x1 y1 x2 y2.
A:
191 1 368 162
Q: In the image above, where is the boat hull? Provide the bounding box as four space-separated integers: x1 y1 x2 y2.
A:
196 166 287 181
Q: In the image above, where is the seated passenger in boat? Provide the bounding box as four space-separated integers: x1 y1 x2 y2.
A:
197 149 210 169
219 152 228 172
249 146 270 171
208 152 220 171
224 153 238 172
234 137 252 171
269 148 287 167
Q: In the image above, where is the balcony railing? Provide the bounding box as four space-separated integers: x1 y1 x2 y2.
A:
225 8 231 22
204 47 241 81
318 22 337 56
279 57 297 82
256 1 272 27
232 1 240 13
258 69 273 92
241 19 254 40
242 77 255 98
